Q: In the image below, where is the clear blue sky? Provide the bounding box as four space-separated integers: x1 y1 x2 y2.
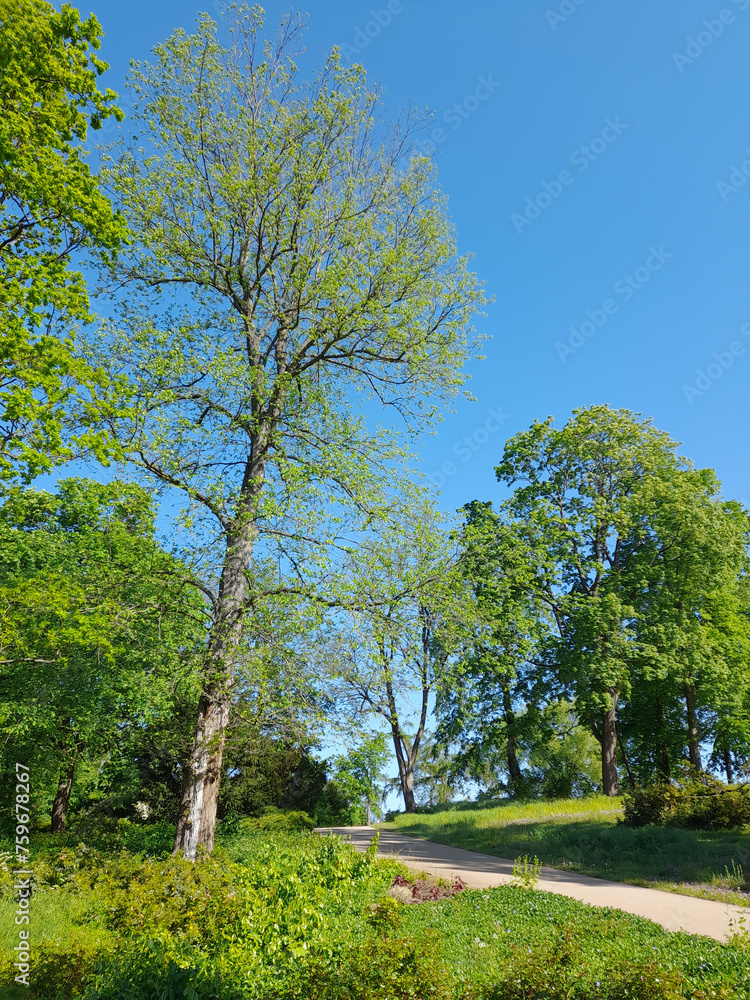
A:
84 0 750 515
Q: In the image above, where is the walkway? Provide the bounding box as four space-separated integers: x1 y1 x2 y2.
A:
315 825 747 942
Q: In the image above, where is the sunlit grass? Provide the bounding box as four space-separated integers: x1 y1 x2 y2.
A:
380 796 750 904
0 889 111 963
385 795 622 831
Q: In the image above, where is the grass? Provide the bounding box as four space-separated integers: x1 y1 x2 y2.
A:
381 796 750 904
2 822 750 997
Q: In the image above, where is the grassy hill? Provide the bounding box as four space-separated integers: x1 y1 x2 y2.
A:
382 796 750 905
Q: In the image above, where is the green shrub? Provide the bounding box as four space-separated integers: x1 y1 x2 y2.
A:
623 771 750 830
622 781 679 827
0 939 112 999
302 931 453 1000
238 806 315 832
475 960 688 1000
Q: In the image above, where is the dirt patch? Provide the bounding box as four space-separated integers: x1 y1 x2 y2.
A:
387 873 466 904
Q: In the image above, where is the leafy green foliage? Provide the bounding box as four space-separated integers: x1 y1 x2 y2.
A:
1 824 748 998
237 807 315 832
0 0 124 481
624 771 750 830
0 479 205 827
510 854 542 890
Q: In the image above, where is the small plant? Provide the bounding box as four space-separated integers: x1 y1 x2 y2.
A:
365 894 403 936
511 853 542 889
728 909 750 952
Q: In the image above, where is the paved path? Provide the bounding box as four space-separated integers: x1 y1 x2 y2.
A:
315 825 748 942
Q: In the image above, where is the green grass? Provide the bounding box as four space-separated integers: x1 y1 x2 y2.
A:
382 796 750 904
0 889 111 957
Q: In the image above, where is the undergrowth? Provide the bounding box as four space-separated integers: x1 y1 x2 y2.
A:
0 823 747 998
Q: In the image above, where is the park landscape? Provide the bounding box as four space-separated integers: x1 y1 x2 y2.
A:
3 1 750 998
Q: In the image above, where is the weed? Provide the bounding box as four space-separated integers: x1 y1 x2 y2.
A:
511 854 542 890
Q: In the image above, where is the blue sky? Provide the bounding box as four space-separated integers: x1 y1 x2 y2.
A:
84 0 750 517
72 1 750 806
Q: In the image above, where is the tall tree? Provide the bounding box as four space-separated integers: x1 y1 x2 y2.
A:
0 0 123 481
495 406 750 795
620 476 750 780
437 501 546 799
496 406 691 796
90 8 484 857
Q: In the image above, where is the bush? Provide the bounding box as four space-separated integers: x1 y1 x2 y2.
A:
0 939 113 1000
623 770 750 829
238 806 315 832
309 932 454 1000
313 781 366 826
622 781 679 827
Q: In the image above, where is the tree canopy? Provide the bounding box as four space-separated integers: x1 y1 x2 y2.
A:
0 0 124 482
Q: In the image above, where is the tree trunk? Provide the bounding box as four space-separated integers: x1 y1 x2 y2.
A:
51 757 76 833
723 744 734 784
617 728 635 790
684 683 701 771
601 690 619 797
655 696 671 782
502 681 524 796
402 765 416 812
173 517 257 860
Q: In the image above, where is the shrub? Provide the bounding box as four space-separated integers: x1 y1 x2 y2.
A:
623 771 750 829
0 939 113 999
622 781 679 827
238 806 315 832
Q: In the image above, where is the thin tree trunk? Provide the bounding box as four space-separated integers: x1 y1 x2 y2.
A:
723 744 734 784
402 763 416 812
684 683 702 771
601 690 619 797
655 696 671 783
617 728 635 790
385 649 429 814
390 726 417 812
51 756 76 833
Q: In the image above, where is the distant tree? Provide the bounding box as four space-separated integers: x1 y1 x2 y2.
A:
330 733 389 824
90 7 484 858
618 476 750 781
331 504 475 812
437 501 546 799
412 736 463 807
0 0 123 481
495 406 749 796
